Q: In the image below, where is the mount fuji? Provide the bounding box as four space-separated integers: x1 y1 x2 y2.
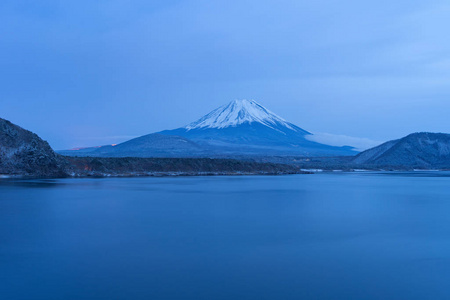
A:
61 100 357 157
158 99 356 156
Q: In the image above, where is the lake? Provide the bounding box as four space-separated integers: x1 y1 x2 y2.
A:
1 173 450 299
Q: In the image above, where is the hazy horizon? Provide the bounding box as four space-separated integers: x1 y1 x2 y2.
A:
2 1 450 149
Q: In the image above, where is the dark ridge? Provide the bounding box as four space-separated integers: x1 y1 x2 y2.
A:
64 156 303 177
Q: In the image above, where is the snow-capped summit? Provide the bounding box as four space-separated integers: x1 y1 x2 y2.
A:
185 99 303 132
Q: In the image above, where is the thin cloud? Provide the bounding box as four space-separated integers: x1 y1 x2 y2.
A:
306 133 383 152
83 136 138 140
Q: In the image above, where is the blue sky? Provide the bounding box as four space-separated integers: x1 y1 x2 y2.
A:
1 0 450 149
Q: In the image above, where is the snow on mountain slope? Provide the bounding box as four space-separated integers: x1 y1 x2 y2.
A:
185 99 309 134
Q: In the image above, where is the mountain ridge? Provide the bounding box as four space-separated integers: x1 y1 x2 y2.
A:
352 132 450 168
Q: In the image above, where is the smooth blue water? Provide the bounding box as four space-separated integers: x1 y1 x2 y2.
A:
1 173 450 299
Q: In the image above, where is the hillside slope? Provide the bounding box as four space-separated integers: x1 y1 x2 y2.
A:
353 132 450 168
64 134 210 158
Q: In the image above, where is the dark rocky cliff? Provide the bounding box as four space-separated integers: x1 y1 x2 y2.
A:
0 118 67 177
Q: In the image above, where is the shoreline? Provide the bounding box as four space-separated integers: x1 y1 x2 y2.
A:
3 169 450 180
0 170 310 180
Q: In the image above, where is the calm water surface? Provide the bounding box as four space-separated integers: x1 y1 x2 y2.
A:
1 173 450 299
